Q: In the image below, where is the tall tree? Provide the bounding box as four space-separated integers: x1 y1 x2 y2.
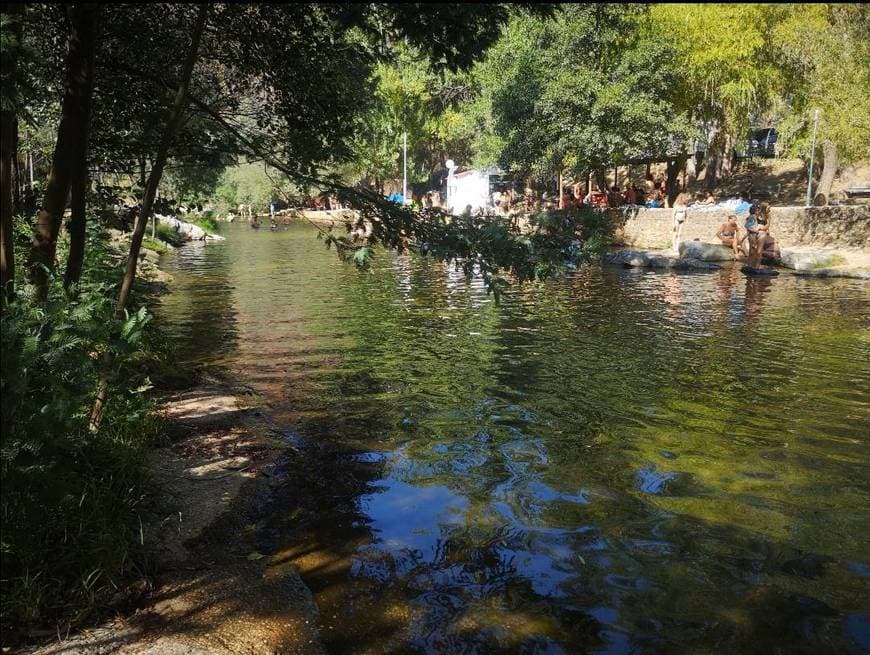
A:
469 6 692 186
62 7 99 290
0 4 24 303
650 4 788 190
89 4 209 431
772 4 870 200
25 4 100 300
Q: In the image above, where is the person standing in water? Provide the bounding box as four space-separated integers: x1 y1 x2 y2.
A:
672 192 690 255
740 205 761 267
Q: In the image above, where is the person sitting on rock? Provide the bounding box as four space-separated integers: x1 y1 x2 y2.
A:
716 214 741 257
696 190 716 206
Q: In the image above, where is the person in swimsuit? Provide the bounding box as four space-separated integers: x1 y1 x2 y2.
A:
755 203 779 261
697 191 716 206
672 192 690 254
716 214 741 257
740 205 761 266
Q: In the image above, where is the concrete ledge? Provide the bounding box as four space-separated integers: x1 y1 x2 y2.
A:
611 205 869 250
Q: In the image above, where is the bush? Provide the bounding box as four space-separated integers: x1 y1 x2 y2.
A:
142 237 168 255
155 223 186 247
188 214 220 234
1 225 166 641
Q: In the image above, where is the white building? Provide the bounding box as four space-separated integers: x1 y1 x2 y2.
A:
445 166 504 214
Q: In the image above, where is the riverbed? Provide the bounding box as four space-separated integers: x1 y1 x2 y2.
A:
157 222 870 654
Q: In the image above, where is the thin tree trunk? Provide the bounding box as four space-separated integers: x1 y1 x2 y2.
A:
63 6 99 291
703 121 721 191
26 4 99 300
1 4 23 304
90 5 209 432
817 139 837 200
12 123 22 217
666 155 686 206
717 132 735 181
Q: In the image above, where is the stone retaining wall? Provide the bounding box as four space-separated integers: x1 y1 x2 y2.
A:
611 205 869 250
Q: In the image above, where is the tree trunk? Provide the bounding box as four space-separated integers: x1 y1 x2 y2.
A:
558 167 564 209
685 143 696 190
817 139 837 200
90 5 209 432
666 155 686 206
702 121 721 191
63 5 99 291
26 4 100 300
12 124 22 218
1 4 23 304
717 132 735 181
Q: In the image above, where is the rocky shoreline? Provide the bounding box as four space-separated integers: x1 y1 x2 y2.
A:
26 227 325 655
603 240 870 279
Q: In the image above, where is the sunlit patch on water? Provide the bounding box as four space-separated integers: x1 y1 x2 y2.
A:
157 223 870 654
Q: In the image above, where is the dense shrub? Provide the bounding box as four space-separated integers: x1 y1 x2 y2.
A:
1 224 166 639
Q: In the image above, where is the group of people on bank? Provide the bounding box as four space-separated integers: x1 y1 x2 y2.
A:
672 190 780 266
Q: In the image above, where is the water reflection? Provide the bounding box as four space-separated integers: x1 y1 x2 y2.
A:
157 223 870 654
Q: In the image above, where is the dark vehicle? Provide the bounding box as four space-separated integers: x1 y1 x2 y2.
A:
742 127 778 158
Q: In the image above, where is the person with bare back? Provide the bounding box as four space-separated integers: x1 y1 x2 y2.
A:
671 192 690 255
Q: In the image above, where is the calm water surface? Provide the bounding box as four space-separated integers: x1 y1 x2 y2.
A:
157 222 870 654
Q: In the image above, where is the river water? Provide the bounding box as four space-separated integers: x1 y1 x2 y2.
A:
157 222 870 654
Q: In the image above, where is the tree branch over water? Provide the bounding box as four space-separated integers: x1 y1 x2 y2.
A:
108 60 612 300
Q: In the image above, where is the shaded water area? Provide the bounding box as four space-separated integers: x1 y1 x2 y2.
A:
157 222 870 654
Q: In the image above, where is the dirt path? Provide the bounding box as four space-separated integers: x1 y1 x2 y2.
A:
28 383 325 655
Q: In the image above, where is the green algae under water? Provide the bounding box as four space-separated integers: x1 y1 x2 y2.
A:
157 222 870 654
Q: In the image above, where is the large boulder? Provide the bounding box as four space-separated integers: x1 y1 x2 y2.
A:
156 214 225 241
679 240 736 261
779 247 844 271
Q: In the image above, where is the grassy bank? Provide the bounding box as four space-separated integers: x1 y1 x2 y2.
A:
0 222 178 644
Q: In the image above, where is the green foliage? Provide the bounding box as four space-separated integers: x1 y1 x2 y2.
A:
771 4 870 163
155 223 185 248
650 4 786 133
1 225 166 637
345 43 483 188
469 7 694 178
214 161 298 212
187 214 220 235
141 238 168 255
322 187 612 300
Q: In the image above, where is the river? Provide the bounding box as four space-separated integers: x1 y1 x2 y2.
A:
157 221 870 654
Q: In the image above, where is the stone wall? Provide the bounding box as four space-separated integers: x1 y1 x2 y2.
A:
610 205 870 250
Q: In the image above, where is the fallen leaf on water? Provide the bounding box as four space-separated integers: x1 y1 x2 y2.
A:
247 551 265 561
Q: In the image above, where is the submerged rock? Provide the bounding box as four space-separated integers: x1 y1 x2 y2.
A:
781 553 834 579
679 240 736 261
603 249 721 271
741 265 780 276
